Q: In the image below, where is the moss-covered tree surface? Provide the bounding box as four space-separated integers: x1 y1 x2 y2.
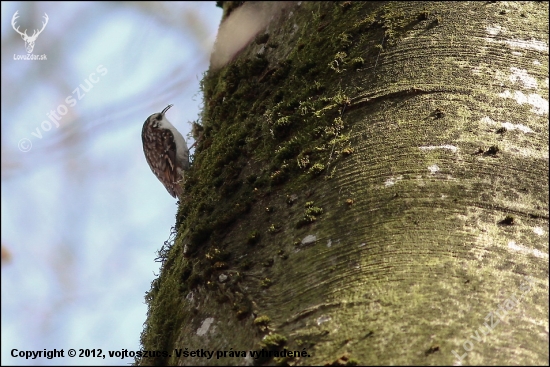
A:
139 2 548 365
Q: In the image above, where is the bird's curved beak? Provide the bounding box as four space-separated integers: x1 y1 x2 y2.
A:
161 104 173 115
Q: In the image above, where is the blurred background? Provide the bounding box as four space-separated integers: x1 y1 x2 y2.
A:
1 2 222 365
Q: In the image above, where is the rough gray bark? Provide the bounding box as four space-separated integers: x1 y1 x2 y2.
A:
139 2 549 365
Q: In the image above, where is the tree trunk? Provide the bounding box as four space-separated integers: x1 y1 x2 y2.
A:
139 2 549 365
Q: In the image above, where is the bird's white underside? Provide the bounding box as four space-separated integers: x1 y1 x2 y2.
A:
158 116 189 169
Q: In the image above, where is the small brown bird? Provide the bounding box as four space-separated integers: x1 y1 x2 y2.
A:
141 104 189 198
